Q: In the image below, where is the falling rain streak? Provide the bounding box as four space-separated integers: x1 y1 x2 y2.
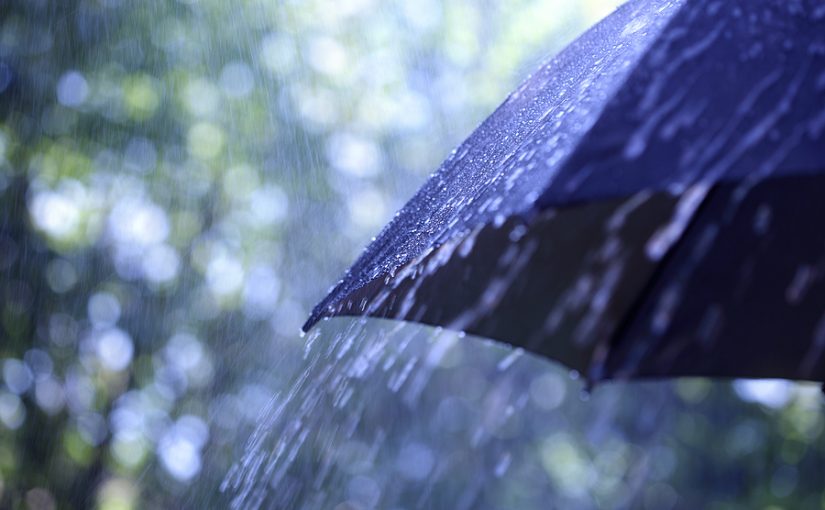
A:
2 0 825 508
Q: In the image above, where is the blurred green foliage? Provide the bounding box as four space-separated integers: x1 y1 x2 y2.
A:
1 0 823 509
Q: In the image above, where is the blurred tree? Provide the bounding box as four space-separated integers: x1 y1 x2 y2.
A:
1 0 823 508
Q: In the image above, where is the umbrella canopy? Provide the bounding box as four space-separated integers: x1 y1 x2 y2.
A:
304 0 825 384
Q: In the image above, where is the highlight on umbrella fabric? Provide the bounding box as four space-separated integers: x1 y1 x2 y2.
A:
305 0 825 384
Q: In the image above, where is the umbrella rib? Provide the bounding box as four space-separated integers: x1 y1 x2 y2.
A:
594 184 719 382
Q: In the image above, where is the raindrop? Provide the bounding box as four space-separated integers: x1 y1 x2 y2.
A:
0 392 25 429
3 359 33 395
34 377 65 415
529 372 567 410
493 452 512 477
752 204 772 234
786 265 815 304
395 442 434 480
56 71 89 107
220 61 255 98
496 348 524 371
88 292 122 327
94 328 134 372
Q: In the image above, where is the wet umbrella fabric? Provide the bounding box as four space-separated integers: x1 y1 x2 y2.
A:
304 0 825 384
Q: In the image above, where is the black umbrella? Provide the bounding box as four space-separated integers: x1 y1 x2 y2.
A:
304 0 825 385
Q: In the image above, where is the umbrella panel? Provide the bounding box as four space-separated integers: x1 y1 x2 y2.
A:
607 171 825 382
317 172 825 384
322 189 697 379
